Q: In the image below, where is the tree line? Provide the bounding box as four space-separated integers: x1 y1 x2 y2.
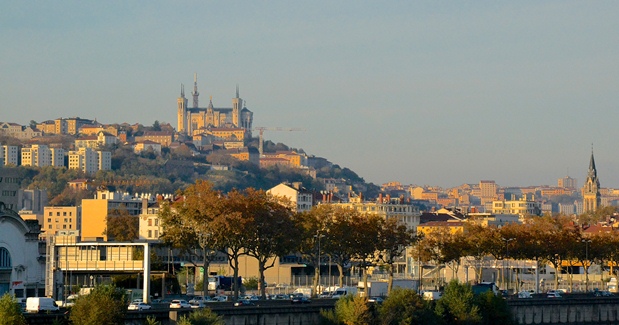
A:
416 212 619 292
158 180 416 300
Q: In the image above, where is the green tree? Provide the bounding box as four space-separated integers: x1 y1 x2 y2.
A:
474 291 514 325
178 308 224 325
379 288 437 325
435 280 481 325
152 120 161 131
0 294 26 325
70 284 127 325
334 295 374 325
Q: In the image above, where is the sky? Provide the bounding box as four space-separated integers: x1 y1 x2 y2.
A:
2 1 619 189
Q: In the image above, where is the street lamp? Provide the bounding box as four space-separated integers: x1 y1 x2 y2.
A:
582 239 592 292
314 232 325 295
502 238 515 292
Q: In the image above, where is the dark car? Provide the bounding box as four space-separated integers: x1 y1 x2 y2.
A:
234 299 255 307
291 295 311 304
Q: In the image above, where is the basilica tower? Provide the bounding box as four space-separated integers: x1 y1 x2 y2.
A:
232 85 242 127
177 84 188 133
582 149 601 213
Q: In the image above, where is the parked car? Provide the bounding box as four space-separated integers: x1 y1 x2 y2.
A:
291 295 311 304
234 299 256 307
208 295 229 302
517 290 533 299
594 290 614 297
190 301 206 309
189 296 210 304
367 296 384 304
546 290 562 298
128 302 151 311
169 299 191 308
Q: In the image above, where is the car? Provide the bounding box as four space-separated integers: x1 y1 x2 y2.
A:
272 294 288 300
189 296 210 304
190 301 206 309
594 290 614 297
128 302 151 311
367 296 384 304
517 290 533 299
291 295 311 304
546 290 562 298
208 295 229 302
234 299 256 307
169 299 191 308
242 295 259 301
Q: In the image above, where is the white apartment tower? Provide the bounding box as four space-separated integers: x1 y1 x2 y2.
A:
1 145 19 166
68 148 111 175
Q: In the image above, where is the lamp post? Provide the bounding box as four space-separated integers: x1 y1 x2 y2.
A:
582 239 592 292
502 238 514 292
314 232 325 295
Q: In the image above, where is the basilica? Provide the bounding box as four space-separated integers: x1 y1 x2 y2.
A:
177 74 253 136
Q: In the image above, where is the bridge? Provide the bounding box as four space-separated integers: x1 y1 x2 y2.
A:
24 296 619 324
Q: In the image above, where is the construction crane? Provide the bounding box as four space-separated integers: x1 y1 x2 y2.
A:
252 127 305 156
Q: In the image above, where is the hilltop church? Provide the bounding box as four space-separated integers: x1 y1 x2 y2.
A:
177 74 253 136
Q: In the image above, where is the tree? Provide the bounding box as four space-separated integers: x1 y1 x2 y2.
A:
351 213 382 297
334 294 374 325
474 291 515 325
152 120 161 131
375 218 415 294
159 180 222 297
106 206 139 241
379 288 437 325
178 308 224 325
435 280 481 325
242 189 300 298
0 293 26 325
70 284 127 325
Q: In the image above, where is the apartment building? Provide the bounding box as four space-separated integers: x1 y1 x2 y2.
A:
74 131 118 149
135 131 174 146
21 144 64 167
42 206 81 239
68 148 111 175
1 145 19 166
267 182 314 212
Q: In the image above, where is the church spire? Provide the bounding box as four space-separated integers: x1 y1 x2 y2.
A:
236 84 239 98
180 84 185 97
192 73 199 108
588 147 597 179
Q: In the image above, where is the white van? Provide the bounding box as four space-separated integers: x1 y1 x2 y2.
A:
26 297 60 313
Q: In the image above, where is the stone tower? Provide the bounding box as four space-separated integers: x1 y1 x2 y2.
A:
177 84 188 133
582 150 601 213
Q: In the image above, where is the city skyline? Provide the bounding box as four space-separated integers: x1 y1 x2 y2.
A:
2 2 619 188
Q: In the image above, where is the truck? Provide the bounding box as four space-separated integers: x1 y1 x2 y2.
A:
331 286 358 299
208 276 242 291
471 282 500 296
26 297 60 313
292 287 313 298
358 281 388 297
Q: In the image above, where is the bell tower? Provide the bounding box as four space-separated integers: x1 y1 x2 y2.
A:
582 148 601 213
177 84 188 133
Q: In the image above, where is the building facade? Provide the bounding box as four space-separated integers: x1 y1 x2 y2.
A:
68 148 111 175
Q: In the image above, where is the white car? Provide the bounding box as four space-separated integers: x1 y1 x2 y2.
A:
128 302 151 311
169 299 191 308
189 296 210 304
190 301 206 309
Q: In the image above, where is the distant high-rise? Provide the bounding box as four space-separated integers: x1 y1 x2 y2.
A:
582 150 601 213
558 175 577 189
176 74 253 135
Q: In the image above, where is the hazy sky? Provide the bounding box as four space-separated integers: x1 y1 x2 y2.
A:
2 1 619 188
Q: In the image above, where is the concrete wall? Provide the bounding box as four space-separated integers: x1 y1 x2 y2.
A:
508 296 619 325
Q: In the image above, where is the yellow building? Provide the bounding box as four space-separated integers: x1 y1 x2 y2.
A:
43 206 81 239
81 189 151 241
417 220 465 236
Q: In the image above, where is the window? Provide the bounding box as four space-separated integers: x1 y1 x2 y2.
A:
47 218 51 223
63 212 67 216
48 212 52 216
56 212 60 216
148 219 152 226
148 230 152 238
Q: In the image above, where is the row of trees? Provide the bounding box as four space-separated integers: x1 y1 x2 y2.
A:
416 214 619 292
159 180 415 299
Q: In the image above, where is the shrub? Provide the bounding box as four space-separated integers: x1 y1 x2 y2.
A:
69 284 127 325
435 280 481 325
335 295 375 325
0 294 26 325
178 308 224 325
379 288 437 325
